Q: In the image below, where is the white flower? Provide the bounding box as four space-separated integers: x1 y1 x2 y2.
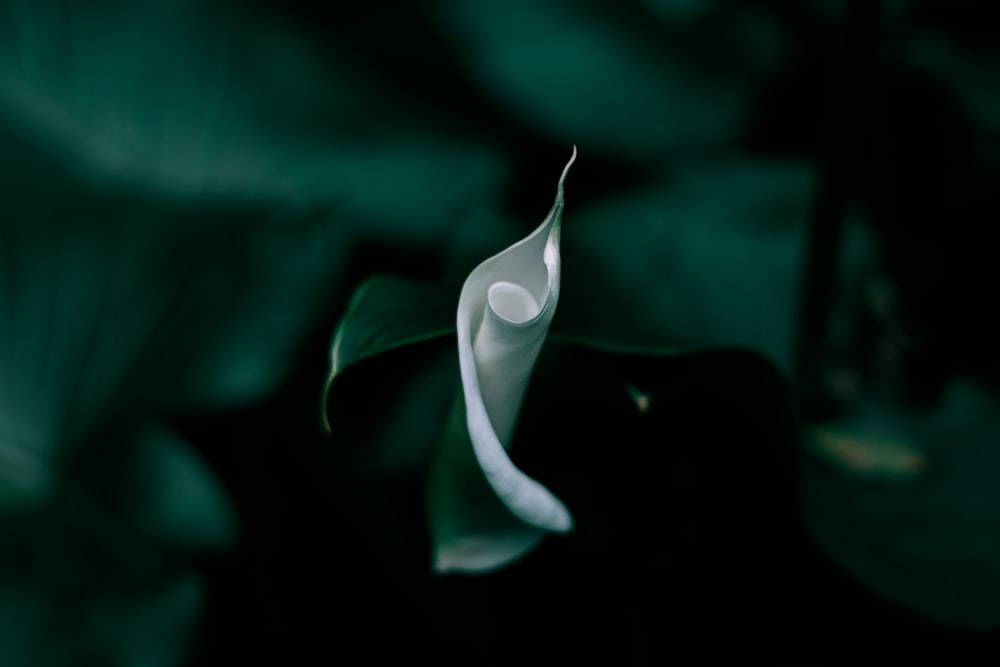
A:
428 148 576 574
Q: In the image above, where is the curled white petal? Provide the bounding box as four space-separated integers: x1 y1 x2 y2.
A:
430 148 576 573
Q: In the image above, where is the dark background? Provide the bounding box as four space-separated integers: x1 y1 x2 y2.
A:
3 0 1000 664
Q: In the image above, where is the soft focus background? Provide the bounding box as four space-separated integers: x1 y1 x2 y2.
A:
2 0 999 664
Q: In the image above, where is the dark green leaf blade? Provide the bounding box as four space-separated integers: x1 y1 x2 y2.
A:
322 275 459 433
426 0 767 160
803 380 1000 630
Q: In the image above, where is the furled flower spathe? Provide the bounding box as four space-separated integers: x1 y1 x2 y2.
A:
427 148 576 574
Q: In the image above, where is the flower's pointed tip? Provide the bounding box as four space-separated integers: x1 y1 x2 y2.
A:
558 145 577 197
550 146 576 238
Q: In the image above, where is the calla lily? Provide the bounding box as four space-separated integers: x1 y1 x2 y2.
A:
427 148 576 574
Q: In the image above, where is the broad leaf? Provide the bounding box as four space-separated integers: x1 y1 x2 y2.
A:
803 380 1000 629
321 275 458 433
0 0 507 241
0 424 233 665
426 0 767 160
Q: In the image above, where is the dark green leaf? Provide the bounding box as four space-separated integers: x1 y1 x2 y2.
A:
0 0 507 240
803 380 1000 629
427 0 776 160
321 275 458 433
